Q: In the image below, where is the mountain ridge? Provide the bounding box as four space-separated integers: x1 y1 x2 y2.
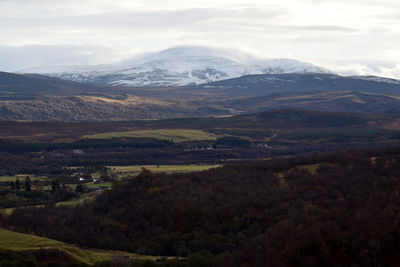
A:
196 73 400 97
19 46 331 87
2 71 400 121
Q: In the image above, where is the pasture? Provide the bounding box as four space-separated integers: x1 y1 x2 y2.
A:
56 191 100 207
86 182 112 189
83 129 217 142
107 164 221 177
0 175 45 182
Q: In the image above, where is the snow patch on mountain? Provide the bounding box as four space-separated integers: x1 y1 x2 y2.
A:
19 46 332 87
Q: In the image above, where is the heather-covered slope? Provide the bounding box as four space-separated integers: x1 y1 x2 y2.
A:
2 71 400 121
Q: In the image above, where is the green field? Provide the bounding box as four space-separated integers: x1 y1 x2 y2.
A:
282 128 391 141
0 228 174 265
0 227 109 265
86 182 112 189
0 175 45 182
83 129 217 142
0 176 18 182
108 164 221 177
2 191 105 215
297 163 320 174
3 208 14 214
56 192 100 207
210 128 273 140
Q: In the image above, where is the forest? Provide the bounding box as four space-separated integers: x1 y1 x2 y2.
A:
3 146 400 266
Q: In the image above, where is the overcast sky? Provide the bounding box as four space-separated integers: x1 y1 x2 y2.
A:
0 0 399 77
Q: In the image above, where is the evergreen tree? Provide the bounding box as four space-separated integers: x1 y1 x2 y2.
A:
52 180 60 192
15 178 20 190
10 181 15 190
25 176 31 191
75 184 87 194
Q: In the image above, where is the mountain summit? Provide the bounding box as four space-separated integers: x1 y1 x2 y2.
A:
21 46 331 87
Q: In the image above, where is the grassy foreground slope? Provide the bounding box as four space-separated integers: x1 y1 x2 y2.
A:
0 227 108 265
0 227 174 266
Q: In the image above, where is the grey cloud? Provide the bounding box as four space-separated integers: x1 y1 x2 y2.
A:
282 25 357 32
0 45 123 72
291 36 335 43
192 19 357 34
302 0 400 7
332 59 400 77
0 7 282 30
372 12 400 21
336 59 397 69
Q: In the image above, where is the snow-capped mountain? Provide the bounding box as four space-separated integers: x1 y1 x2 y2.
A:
20 46 331 87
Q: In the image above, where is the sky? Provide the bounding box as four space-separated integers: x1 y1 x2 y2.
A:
0 0 399 78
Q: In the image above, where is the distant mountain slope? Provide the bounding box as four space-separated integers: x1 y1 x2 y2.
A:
0 94 206 121
20 46 330 87
1 90 400 121
196 73 400 97
2 71 400 121
210 91 400 115
0 71 110 97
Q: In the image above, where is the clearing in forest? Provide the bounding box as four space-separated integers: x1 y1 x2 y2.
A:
83 129 217 142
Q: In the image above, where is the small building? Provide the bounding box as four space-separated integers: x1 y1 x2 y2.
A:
256 143 271 149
